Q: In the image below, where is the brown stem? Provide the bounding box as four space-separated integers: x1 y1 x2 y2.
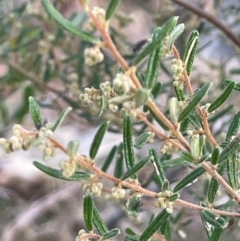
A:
202 162 240 204
50 137 240 217
170 0 240 49
172 46 218 147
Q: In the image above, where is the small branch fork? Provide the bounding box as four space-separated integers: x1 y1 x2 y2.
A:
74 0 240 217
50 136 240 218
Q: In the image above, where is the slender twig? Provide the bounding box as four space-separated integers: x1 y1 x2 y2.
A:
170 0 240 49
49 136 240 217
172 46 218 147
202 162 240 204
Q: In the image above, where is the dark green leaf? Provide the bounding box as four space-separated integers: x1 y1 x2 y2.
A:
83 195 93 231
183 30 199 76
105 0 121 20
139 209 169 241
149 148 166 188
160 218 171 241
89 121 109 159
41 0 100 44
149 108 169 130
181 150 194 162
126 194 142 217
218 133 240 163
114 143 124 178
208 162 226 204
102 228 121 240
123 115 136 178
223 79 240 91
33 161 90 181
133 17 178 65
134 133 151 149
173 167 205 192
208 227 224 241
125 228 137 236
226 111 240 141
151 82 162 99
162 157 185 169
52 107 72 132
29 96 42 129
201 210 226 228
178 83 212 122
145 28 163 88
227 152 239 190
208 81 235 113
121 156 150 180
93 203 109 235
211 146 221 165
124 235 139 241
168 193 180 202
101 145 117 172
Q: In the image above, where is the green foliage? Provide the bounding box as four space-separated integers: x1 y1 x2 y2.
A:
1 0 240 240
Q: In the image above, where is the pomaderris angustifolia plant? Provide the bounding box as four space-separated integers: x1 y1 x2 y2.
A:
1 0 240 241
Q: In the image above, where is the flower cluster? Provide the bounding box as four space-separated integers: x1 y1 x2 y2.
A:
111 186 126 199
82 181 103 197
120 101 138 120
160 140 179 155
171 58 184 90
75 229 90 241
155 190 174 213
86 7 106 31
84 47 104 66
0 124 36 153
67 73 81 98
38 34 55 54
113 73 135 94
61 160 77 178
38 127 55 160
146 131 155 143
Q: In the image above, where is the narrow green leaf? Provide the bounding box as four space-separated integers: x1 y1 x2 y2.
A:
83 194 93 231
41 0 100 44
218 133 240 163
160 218 171 241
133 16 178 65
168 23 185 50
208 82 235 113
168 193 180 202
126 194 142 217
227 152 239 190
67 140 80 158
134 133 151 149
93 203 109 236
226 111 240 141
162 157 185 169
33 161 90 181
201 210 226 228
181 150 194 162
208 162 226 204
29 96 42 129
149 108 169 130
139 209 169 241
151 82 162 99
183 30 199 76
114 143 124 178
124 235 139 241
174 84 185 101
145 28 163 88
173 167 205 192
121 156 150 180
102 228 121 240
105 0 121 20
162 179 170 191
125 228 137 236
101 145 117 172
223 79 240 91
89 121 109 159
188 113 202 129
178 83 212 122
208 227 224 241
211 146 221 165
123 116 136 178
149 148 166 188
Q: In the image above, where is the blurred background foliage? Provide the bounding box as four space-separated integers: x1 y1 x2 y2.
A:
1 0 240 240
